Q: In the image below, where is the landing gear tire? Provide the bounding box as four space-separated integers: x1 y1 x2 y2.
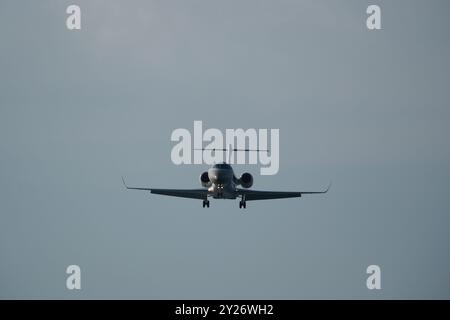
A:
203 200 210 208
239 200 246 209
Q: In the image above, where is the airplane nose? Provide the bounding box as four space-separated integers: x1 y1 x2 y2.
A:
220 170 230 180
209 170 228 184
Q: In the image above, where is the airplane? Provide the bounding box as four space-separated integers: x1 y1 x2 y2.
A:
122 149 330 208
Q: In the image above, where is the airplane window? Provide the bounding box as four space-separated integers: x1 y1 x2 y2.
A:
213 163 231 169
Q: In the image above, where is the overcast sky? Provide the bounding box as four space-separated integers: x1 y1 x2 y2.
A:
1 0 449 298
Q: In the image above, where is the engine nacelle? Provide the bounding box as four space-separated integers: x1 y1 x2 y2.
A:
238 172 253 188
200 171 211 188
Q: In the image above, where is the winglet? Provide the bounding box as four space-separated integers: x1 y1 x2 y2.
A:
324 181 332 193
121 176 129 189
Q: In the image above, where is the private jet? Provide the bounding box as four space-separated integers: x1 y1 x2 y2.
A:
122 150 329 208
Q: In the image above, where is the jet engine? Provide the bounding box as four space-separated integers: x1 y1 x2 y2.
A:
238 172 253 188
200 171 211 188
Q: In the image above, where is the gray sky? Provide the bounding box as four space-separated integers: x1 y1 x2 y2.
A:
1 0 449 298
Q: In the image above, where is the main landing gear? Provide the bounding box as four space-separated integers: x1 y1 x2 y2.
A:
239 195 247 209
202 200 210 208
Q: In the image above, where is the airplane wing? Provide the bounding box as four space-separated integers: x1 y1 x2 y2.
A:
237 184 330 201
122 177 208 200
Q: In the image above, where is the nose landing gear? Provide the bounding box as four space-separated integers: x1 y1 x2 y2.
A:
202 200 210 208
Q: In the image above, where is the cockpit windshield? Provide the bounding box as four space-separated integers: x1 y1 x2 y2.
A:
213 163 232 170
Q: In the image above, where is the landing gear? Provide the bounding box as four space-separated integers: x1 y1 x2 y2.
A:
202 200 210 208
239 195 247 209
